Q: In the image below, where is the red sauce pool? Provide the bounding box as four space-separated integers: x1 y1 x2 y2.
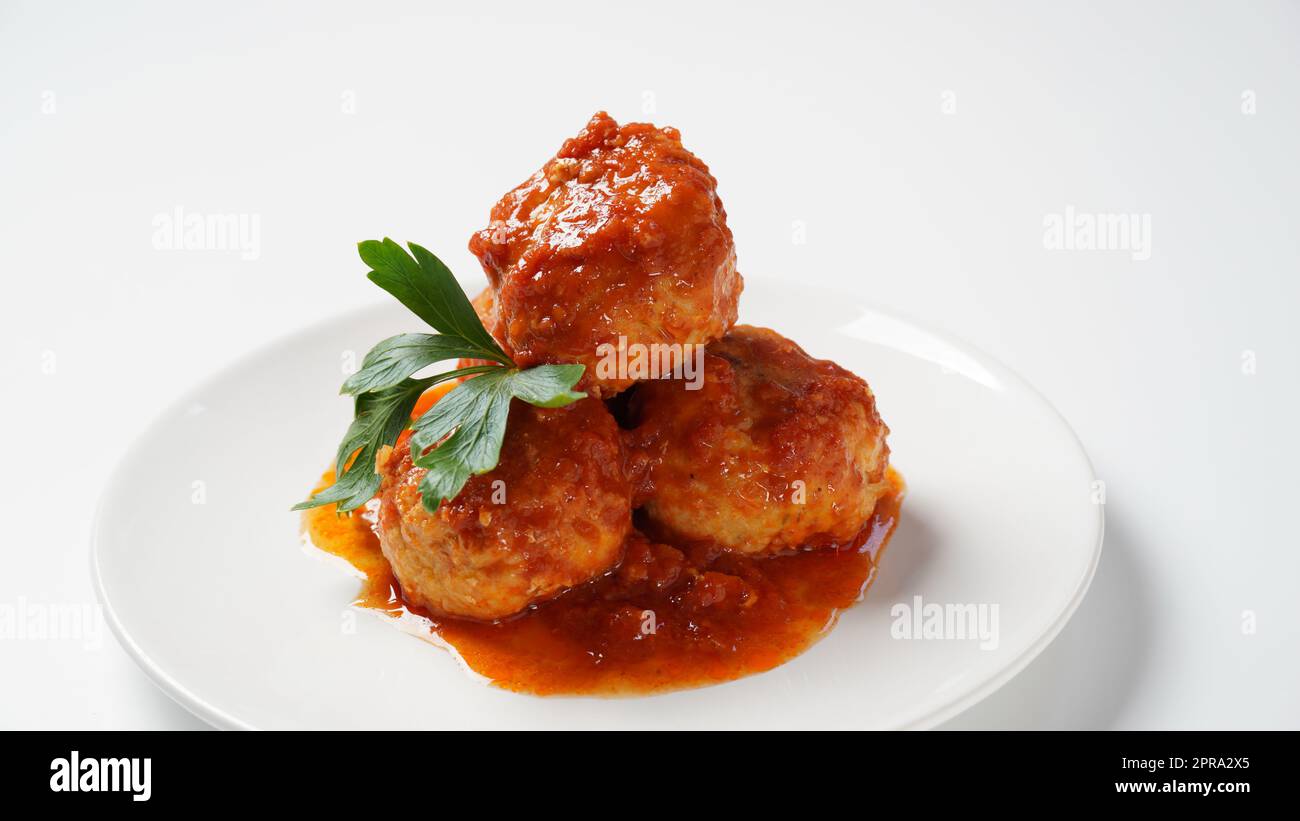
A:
301 468 904 696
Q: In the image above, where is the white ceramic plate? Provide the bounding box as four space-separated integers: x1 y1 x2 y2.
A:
92 278 1103 730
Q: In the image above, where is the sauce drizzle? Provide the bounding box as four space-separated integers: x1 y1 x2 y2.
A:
302 470 904 695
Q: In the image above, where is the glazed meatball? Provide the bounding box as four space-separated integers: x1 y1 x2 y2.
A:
468 111 742 398
626 326 890 556
376 397 632 621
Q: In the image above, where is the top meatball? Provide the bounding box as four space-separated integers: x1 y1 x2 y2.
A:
625 326 891 556
468 111 742 398
376 397 632 621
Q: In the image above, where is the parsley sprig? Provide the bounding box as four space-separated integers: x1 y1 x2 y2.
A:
294 239 585 514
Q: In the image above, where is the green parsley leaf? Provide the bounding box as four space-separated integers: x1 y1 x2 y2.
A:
295 238 587 516
340 333 500 395
504 364 588 407
293 376 434 512
359 239 508 362
413 370 515 510
410 365 586 512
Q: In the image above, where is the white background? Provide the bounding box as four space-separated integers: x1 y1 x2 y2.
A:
2 0 1297 729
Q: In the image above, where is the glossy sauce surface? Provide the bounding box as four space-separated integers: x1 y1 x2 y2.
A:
302 467 904 696
467 111 742 397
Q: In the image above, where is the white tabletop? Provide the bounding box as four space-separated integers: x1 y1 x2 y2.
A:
3 0 1297 730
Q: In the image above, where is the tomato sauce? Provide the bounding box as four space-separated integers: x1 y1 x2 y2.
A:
301 466 904 696
466 112 742 398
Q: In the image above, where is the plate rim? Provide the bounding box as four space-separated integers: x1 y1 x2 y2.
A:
90 286 1105 730
87 301 406 732
854 299 1105 729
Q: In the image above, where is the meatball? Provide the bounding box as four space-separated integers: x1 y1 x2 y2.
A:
625 326 890 556
468 111 742 398
376 397 632 621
